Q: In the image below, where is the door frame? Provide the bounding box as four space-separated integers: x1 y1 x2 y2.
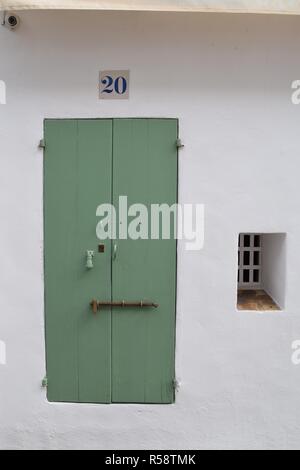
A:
43 117 180 404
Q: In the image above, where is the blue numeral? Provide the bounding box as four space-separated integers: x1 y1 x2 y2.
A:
101 75 127 95
101 76 114 94
114 77 127 95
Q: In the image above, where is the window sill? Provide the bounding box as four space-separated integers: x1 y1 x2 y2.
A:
237 289 280 312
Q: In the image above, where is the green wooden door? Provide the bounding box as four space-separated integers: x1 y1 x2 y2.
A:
44 118 178 404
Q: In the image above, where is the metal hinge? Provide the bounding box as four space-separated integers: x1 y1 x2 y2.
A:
42 376 48 388
172 378 180 392
176 138 184 149
39 139 46 149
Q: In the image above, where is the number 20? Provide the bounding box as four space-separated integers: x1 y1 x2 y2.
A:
101 75 127 95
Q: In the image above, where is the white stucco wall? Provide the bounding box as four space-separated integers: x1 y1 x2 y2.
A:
1 10 300 450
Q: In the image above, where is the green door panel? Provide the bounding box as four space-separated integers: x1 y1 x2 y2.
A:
44 119 113 403
44 118 177 404
112 119 178 404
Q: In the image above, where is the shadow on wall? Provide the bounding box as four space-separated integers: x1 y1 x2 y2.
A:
262 233 287 310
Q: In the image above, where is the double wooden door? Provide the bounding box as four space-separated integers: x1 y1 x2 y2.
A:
44 119 178 404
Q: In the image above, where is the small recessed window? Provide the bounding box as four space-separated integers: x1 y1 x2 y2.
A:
238 234 261 289
237 233 286 311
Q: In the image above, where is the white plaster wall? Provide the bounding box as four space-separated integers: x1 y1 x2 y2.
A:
1 10 300 450
262 233 287 309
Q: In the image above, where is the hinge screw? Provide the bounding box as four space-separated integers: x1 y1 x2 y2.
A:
173 378 181 392
42 376 48 388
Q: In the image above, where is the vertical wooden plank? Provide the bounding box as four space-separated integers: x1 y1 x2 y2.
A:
77 120 112 403
44 119 112 403
112 119 178 404
44 120 79 402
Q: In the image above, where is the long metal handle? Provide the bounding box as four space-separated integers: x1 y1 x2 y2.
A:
91 300 159 314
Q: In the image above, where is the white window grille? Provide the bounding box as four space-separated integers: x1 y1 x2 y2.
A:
238 234 262 289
